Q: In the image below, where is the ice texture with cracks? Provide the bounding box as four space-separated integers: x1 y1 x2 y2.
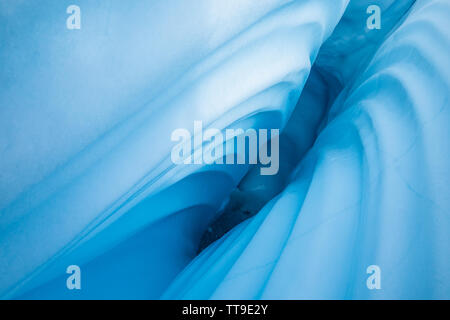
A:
0 0 449 299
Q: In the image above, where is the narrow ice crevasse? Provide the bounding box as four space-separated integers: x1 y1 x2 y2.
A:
1 0 449 300
1 0 349 299
163 0 450 299
198 0 416 255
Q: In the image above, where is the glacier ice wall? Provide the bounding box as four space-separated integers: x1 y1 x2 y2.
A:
0 0 449 299
163 0 450 299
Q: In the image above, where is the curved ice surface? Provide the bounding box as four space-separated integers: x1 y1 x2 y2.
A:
163 0 450 299
0 0 448 299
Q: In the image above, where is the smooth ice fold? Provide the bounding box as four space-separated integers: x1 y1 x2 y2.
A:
163 0 450 299
0 0 448 300
0 0 348 298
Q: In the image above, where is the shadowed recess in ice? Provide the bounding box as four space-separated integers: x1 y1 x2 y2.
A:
163 0 450 299
0 0 448 299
